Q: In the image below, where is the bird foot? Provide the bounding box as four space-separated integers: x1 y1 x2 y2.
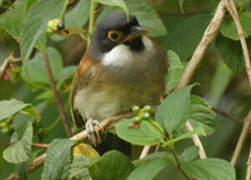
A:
85 119 104 146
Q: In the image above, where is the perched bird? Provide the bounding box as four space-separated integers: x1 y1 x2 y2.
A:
70 11 167 145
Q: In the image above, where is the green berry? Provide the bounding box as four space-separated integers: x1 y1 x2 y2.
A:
0 121 8 128
132 105 140 115
47 18 61 32
1 128 9 134
143 105 152 113
143 112 151 120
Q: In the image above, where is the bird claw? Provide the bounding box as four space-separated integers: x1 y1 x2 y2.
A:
85 119 104 146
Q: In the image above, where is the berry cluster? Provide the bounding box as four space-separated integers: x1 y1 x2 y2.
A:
0 118 14 134
128 105 152 128
47 18 65 33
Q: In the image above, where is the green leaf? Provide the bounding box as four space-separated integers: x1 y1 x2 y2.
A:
22 47 63 84
181 158 236 180
42 139 72 180
127 0 167 37
96 0 129 17
0 0 25 39
69 155 91 180
24 0 38 15
115 119 164 145
163 126 205 146
188 95 216 136
0 99 40 121
155 85 193 134
89 150 134 180
220 11 251 40
56 65 77 90
167 14 211 60
128 159 167 180
215 35 245 72
20 0 65 62
134 152 168 167
166 50 184 91
3 121 33 164
181 146 199 162
65 0 91 28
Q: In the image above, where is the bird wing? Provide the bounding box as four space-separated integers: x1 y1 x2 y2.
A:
69 52 99 128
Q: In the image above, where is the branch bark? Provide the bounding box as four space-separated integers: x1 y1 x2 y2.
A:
224 0 251 87
246 148 251 180
231 111 251 166
42 52 72 137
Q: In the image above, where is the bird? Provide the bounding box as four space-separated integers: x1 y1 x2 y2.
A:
70 11 167 145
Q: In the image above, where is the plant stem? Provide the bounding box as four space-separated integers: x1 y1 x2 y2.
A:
170 147 192 180
87 0 96 47
42 52 72 137
59 0 69 20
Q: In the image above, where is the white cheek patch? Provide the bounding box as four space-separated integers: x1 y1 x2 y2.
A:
102 36 154 67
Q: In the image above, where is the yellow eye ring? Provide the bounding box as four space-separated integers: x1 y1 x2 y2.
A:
108 30 122 41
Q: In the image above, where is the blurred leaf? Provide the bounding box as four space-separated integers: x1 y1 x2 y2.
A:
166 50 184 91
42 139 72 180
20 0 65 62
181 146 199 162
0 0 25 39
89 150 134 180
128 159 167 180
22 47 63 84
220 11 251 40
178 0 184 13
0 99 40 121
65 0 90 28
25 0 38 15
181 158 236 180
134 152 168 166
188 95 216 136
209 61 233 107
73 143 99 159
155 85 193 134
163 126 205 146
127 0 167 37
215 36 245 72
115 118 164 145
69 155 91 180
167 14 211 60
56 65 77 90
3 121 32 164
35 90 54 101
96 0 129 17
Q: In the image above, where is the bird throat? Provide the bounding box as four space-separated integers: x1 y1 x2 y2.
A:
124 37 144 52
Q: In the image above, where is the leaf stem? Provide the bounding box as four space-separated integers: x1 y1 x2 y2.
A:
170 147 192 180
87 0 96 47
59 0 69 20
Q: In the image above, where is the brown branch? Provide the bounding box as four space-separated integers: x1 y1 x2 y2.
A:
139 145 151 159
0 52 21 79
246 148 251 180
224 0 251 87
42 52 72 137
0 142 48 149
212 107 243 124
174 0 227 159
231 110 251 166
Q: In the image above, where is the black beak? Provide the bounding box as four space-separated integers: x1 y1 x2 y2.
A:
122 26 148 43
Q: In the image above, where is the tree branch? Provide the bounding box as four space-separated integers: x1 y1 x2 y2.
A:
0 142 48 149
246 148 251 180
139 145 151 159
42 52 72 137
0 52 21 79
231 110 251 166
224 0 251 87
212 107 243 124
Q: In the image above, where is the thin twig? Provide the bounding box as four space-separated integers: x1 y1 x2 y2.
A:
224 0 251 87
212 107 243 124
0 142 48 149
174 0 227 159
0 53 21 79
139 145 151 159
246 148 251 180
185 121 207 158
42 52 72 137
6 111 134 180
231 110 251 166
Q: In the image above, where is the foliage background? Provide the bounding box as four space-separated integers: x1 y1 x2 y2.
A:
0 0 250 179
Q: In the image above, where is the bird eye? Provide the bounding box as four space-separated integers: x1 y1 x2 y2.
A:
108 30 122 41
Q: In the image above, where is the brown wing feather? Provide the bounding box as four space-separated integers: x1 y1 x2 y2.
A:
69 52 99 128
